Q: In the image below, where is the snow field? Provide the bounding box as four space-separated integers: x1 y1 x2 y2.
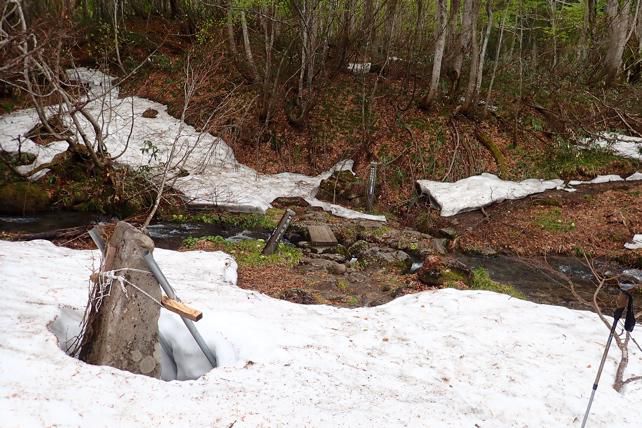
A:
1 240 641 427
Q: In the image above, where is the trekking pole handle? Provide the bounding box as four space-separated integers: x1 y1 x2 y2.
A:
616 291 628 310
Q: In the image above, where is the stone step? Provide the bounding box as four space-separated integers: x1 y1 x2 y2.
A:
307 225 338 247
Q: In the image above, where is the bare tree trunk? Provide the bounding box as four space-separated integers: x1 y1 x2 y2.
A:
549 0 558 69
474 1 492 100
226 2 239 58
420 0 448 109
450 0 474 96
364 0 375 57
383 0 399 55
485 10 506 115
337 0 353 68
462 0 481 112
113 0 125 73
241 11 260 82
605 0 631 85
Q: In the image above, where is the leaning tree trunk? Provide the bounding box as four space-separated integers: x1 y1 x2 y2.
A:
79 222 162 378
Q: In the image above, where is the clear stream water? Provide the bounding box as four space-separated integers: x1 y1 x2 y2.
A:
0 211 270 250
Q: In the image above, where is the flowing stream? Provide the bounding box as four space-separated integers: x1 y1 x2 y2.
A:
2 212 639 312
0 212 269 250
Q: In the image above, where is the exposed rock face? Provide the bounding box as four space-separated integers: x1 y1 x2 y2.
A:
79 222 162 378
316 170 366 207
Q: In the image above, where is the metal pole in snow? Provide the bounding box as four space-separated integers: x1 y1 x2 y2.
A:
580 314 620 428
581 289 632 428
88 227 105 254
143 251 218 369
366 162 378 212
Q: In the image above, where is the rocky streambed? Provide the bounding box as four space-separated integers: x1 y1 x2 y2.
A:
1 202 639 312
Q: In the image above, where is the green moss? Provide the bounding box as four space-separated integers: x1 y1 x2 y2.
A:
182 235 302 268
533 141 634 179
470 267 525 299
336 278 350 292
171 210 279 230
441 269 467 287
0 181 51 214
346 296 359 306
535 208 576 232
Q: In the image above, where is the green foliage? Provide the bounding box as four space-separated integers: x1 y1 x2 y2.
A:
182 235 302 267
195 18 217 45
171 211 278 230
336 278 350 292
140 140 160 163
470 268 525 299
0 101 15 113
522 138 633 179
441 269 468 288
535 208 575 232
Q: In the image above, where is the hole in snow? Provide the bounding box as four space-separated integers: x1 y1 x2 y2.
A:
48 306 240 381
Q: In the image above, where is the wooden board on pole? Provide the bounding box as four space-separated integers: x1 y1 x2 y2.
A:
161 296 203 322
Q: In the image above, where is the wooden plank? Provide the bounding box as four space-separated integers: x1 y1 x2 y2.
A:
307 225 338 247
161 295 203 322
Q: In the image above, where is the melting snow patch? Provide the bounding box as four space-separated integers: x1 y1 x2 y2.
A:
1 240 641 426
417 173 563 216
0 68 384 222
626 172 642 181
625 234 642 250
585 132 642 160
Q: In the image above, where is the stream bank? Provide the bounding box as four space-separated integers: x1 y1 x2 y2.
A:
2 203 640 313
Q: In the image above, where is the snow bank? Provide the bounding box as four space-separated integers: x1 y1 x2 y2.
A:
625 234 642 250
1 240 641 427
419 171 642 216
586 132 642 160
626 172 642 181
0 68 384 222
417 173 563 216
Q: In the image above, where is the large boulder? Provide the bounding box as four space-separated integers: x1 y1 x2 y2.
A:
360 246 412 273
316 170 366 207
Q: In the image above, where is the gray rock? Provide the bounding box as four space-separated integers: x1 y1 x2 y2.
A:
439 227 458 239
329 262 347 275
348 240 369 258
432 238 449 255
360 247 412 273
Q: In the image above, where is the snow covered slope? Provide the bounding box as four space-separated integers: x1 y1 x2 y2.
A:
1 240 640 427
0 68 384 222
